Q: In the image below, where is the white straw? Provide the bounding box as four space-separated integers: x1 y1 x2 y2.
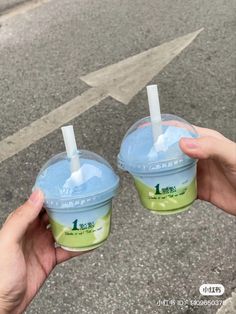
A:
146 84 162 143
61 125 80 173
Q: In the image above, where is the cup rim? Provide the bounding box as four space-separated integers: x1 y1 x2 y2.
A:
43 185 119 210
117 115 198 174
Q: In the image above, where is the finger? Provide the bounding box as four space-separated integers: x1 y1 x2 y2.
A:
179 136 236 166
195 159 211 201
55 247 88 264
4 211 14 224
1 189 44 242
192 126 226 139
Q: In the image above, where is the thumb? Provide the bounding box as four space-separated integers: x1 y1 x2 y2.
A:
179 136 236 166
1 189 44 243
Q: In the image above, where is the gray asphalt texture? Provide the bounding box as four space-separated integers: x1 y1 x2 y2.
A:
0 0 236 313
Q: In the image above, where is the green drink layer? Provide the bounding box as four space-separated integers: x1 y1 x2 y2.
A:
49 211 111 249
134 177 197 214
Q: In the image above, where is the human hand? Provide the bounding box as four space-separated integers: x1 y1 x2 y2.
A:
0 189 84 314
179 127 236 215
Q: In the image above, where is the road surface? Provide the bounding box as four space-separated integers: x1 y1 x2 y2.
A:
0 0 235 313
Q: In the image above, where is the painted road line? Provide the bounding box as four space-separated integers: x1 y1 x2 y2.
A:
81 29 203 105
0 0 51 22
0 88 107 163
216 292 236 313
0 29 203 164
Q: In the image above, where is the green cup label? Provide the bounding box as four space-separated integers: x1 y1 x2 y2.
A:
134 165 197 214
49 209 111 249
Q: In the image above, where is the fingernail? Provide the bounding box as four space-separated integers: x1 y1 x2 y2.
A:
181 138 198 149
29 189 44 206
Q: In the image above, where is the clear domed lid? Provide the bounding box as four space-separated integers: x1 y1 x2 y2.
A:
118 114 198 175
34 150 119 209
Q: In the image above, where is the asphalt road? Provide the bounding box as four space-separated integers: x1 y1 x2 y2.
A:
0 0 235 313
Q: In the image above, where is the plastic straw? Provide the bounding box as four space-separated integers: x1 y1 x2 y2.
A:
146 84 162 143
61 125 80 173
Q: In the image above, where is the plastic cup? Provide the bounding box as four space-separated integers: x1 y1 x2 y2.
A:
118 114 198 215
34 150 119 251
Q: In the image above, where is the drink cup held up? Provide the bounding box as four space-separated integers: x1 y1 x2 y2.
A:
34 126 119 251
117 85 198 214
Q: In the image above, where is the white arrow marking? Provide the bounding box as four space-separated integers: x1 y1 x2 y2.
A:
81 28 203 104
0 29 203 164
0 0 52 23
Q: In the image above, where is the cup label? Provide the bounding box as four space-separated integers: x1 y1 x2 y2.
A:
134 166 197 213
48 207 111 249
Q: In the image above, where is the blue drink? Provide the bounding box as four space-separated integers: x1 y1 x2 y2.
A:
34 150 119 251
118 114 198 214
